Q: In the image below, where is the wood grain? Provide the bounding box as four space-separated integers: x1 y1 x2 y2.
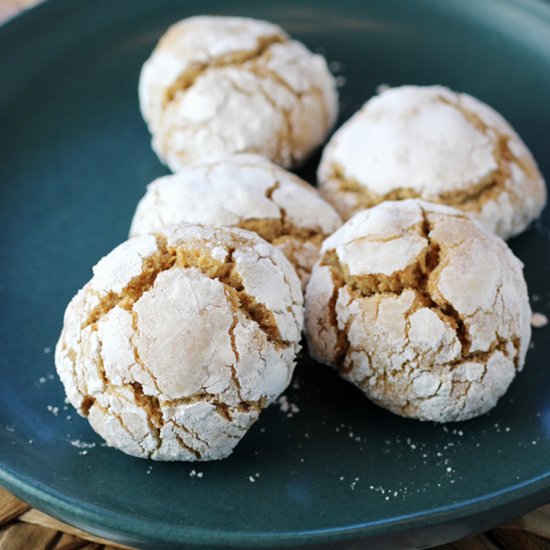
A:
501 504 550 540
0 522 58 550
0 487 30 526
19 509 134 549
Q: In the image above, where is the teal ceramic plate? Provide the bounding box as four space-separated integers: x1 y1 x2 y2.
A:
1 1 549 548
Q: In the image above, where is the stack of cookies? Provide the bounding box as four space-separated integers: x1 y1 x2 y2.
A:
55 16 546 461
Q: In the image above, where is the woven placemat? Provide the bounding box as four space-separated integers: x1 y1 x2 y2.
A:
0 486 133 550
1 485 550 550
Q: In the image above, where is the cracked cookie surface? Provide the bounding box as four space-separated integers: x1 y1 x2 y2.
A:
130 154 342 288
317 85 546 238
305 199 531 422
55 225 303 460
139 16 338 171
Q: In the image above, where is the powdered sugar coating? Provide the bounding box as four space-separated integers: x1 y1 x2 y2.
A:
55 225 303 460
305 199 531 422
318 85 546 238
130 154 342 287
139 16 338 171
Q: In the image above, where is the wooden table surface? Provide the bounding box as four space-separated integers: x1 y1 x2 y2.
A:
1 1 549 549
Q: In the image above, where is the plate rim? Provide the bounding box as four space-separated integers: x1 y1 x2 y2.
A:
1 0 550 547
1 464 550 547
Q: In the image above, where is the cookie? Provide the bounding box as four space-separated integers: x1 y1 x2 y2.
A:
305 199 531 422
318 85 546 238
55 225 303 460
130 154 342 288
139 16 338 171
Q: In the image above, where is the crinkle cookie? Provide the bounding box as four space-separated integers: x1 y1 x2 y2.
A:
318 85 546 238
139 16 338 171
55 225 303 460
305 199 531 422
130 154 342 288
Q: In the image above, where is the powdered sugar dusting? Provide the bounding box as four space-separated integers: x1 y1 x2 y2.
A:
531 312 548 328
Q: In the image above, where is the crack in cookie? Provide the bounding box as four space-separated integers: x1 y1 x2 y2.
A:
163 34 286 106
306 199 531 422
318 86 545 238
56 225 303 460
130 155 342 289
140 16 338 171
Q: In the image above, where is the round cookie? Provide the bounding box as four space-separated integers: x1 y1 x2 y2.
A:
305 199 531 422
55 225 303 460
318 85 546 239
130 154 342 288
139 16 338 171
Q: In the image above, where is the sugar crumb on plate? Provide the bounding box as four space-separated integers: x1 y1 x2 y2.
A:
70 439 96 449
531 312 548 328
